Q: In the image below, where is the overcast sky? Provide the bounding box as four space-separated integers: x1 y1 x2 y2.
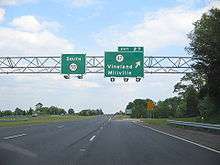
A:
0 0 219 113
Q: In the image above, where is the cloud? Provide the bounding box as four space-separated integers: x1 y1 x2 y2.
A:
10 15 61 32
0 15 73 55
0 27 74 55
0 0 36 6
0 8 5 23
93 1 220 52
13 75 100 89
71 0 98 7
11 15 43 32
0 74 101 111
0 14 100 99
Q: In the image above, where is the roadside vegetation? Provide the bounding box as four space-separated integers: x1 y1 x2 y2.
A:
0 103 103 117
113 113 130 120
141 118 168 126
0 115 95 127
0 103 103 127
125 8 220 124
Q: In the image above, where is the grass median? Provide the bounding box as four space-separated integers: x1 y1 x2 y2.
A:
0 115 95 127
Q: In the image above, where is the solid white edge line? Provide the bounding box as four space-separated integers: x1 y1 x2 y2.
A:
136 123 220 154
89 135 96 142
3 133 27 140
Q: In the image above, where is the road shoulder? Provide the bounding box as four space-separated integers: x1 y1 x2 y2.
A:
135 121 220 152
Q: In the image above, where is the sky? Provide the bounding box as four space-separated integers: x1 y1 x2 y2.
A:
0 0 219 113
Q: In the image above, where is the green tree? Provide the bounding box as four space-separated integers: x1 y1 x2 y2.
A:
186 8 220 111
126 102 134 110
2 110 13 116
184 86 199 116
174 73 204 116
78 109 103 116
48 106 66 115
154 101 170 118
198 96 215 118
127 99 152 118
155 97 186 118
176 99 187 117
35 103 43 110
14 107 25 115
174 73 205 95
68 108 75 115
27 108 34 115
97 109 104 115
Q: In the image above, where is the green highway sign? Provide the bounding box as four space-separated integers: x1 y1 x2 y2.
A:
105 51 144 77
61 54 86 74
118 46 144 52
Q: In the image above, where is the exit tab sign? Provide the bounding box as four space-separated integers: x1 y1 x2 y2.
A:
118 46 144 52
61 54 86 75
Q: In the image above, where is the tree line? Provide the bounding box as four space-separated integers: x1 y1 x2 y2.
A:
0 103 104 117
126 8 220 120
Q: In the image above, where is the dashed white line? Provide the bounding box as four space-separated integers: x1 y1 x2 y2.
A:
57 125 64 128
3 133 27 140
89 135 96 142
80 148 86 152
137 123 220 154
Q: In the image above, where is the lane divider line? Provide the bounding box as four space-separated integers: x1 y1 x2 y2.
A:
80 148 86 152
57 125 64 128
135 123 220 154
89 135 96 142
3 133 27 140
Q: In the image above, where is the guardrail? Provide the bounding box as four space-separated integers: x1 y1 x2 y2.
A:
167 120 220 132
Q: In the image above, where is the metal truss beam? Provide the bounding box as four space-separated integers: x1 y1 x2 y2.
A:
0 56 194 74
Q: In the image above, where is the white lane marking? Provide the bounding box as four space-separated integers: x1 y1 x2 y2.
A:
80 148 86 152
137 123 220 154
89 135 96 142
57 125 64 128
3 133 27 140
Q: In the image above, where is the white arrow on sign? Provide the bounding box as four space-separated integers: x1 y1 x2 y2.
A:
135 61 141 68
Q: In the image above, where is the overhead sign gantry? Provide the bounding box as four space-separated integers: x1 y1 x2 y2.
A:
0 46 195 82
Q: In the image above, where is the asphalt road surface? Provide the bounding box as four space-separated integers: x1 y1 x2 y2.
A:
0 115 219 165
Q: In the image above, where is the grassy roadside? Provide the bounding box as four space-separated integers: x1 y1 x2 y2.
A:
141 118 168 126
174 114 220 124
113 115 131 120
141 115 220 126
0 115 95 127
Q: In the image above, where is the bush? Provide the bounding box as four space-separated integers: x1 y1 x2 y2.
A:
198 96 215 118
68 109 75 115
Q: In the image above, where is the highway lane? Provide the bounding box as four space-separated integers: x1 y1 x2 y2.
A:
76 120 220 165
0 115 110 165
0 116 220 165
